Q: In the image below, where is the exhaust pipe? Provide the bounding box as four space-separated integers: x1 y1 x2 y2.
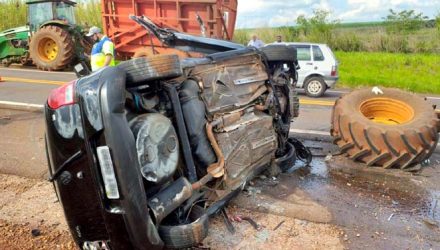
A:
148 177 193 224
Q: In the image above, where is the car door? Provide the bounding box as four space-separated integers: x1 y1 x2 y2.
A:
294 45 313 88
311 45 328 76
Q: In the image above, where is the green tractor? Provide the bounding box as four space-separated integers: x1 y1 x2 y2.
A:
0 0 91 71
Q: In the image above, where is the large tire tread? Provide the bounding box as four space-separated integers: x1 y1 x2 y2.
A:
29 25 75 71
331 88 440 171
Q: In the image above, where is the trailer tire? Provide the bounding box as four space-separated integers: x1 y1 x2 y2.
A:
260 45 297 62
29 25 75 71
117 54 182 87
331 87 440 171
158 205 209 249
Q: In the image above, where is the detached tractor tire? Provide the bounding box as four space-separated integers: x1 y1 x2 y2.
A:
29 25 75 71
331 87 440 171
117 54 182 87
260 45 297 62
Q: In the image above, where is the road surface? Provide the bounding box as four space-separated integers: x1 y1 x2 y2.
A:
2 67 440 133
0 66 439 249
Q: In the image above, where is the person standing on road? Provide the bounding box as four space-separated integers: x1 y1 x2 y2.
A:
275 35 282 43
86 26 115 72
247 35 265 48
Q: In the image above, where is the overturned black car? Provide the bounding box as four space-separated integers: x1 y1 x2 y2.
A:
45 16 302 249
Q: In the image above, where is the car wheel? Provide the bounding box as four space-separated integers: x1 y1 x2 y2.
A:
304 76 326 97
158 205 209 249
117 54 182 87
259 45 297 62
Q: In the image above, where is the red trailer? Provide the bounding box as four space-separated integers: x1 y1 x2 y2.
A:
101 0 238 58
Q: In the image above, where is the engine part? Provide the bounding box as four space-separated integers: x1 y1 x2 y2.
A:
164 83 198 182
205 119 225 178
158 205 209 249
129 113 179 183
148 177 193 224
215 110 278 189
187 50 269 113
179 80 216 170
331 87 440 170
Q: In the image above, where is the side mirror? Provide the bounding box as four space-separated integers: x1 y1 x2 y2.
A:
73 62 91 78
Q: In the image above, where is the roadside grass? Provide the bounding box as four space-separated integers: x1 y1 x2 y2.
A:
335 51 440 94
0 0 26 31
0 0 102 31
75 0 102 28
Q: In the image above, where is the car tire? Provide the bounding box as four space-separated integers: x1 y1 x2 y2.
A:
117 54 182 87
304 76 326 97
259 45 297 62
331 87 440 170
275 142 296 172
158 205 209 249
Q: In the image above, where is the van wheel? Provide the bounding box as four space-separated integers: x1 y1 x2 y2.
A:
304 77 326 97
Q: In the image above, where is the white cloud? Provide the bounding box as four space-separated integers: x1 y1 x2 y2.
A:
237 0 265 13
236 0 440 28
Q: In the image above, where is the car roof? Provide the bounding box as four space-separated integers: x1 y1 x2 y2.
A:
268 42 328 47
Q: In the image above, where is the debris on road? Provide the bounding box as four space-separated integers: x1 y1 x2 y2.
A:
230 215 262 231
273 220 285 231
31 228 41 237
387 213 395 221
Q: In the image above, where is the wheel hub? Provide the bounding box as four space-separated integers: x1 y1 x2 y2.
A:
308 80 322 94
38 38 58 62
359 97 414 125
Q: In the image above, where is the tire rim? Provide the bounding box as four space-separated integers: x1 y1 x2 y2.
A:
360 98 414 125
307 80 322 94
38 37 58 62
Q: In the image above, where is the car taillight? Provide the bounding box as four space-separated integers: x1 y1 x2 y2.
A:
48 80 76 109
331 65 337 77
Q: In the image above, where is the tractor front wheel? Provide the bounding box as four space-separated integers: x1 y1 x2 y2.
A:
29 25 75 71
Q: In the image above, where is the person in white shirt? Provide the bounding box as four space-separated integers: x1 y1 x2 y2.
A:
247 35 265 48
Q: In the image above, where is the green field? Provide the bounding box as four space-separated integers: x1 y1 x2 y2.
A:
335 51 440 94
0 0 101 31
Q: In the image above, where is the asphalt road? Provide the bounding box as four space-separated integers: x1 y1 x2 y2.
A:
1 66 440 133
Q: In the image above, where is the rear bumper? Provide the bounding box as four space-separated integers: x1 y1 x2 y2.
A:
44 67 163 249
324 76 339 88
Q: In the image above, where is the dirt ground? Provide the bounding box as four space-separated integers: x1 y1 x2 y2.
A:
0 174 75 250
0 173 344 249
0 108 439 249
1 151 439 249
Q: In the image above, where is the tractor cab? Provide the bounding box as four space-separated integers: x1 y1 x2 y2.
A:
27 0 76 31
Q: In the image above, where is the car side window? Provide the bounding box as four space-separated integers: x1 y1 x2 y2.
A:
296 46 311 61
313 46 325 61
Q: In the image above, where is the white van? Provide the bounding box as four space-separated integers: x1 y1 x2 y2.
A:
270 42 339 97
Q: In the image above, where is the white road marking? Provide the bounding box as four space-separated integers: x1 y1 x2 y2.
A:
290 128 330 136
0 100 44 112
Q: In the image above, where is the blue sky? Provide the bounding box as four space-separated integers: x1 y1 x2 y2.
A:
236 0 440 28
